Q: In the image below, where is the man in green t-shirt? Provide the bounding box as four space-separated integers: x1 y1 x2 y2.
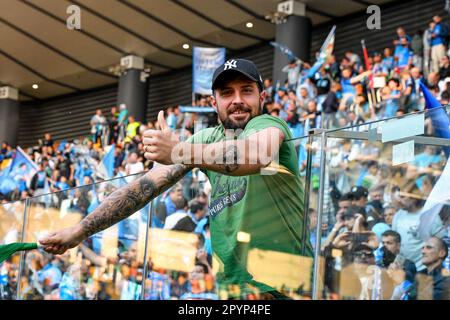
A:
39 59 312 298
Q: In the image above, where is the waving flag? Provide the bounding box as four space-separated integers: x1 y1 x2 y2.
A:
0 147 38 195
419 82 450 157
270 41 301 62
97 144 115 180
307 25 336 77
417 82 450 239
361 39 374 88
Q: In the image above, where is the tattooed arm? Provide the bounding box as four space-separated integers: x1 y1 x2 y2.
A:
39 164 190 254
184 127 285 176
142 110 284 176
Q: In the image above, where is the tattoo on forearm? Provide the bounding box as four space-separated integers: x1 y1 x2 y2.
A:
164 164 189 182
80 164 188 238
223 144 239 173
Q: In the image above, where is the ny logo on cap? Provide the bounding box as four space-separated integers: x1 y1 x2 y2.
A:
224 59 237 70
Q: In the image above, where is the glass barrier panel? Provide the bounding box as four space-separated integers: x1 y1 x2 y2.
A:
142 135 317 300
19 172 150 300
0 199 26 300
142 173 215 300
318 107 450 300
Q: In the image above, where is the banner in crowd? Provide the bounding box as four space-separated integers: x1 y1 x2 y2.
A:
0 146 39 195
179 106 215 113
192 47 226 95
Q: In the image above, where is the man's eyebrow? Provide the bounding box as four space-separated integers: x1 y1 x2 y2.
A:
219 83 254 90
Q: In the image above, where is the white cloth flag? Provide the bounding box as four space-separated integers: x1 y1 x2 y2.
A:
418 157 450 240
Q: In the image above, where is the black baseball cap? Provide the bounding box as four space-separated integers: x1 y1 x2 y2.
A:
211 59 263 91
350 186 369 199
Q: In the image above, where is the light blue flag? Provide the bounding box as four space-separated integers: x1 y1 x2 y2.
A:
98 144 115 180
0 147 38 195
307 25 336 78
86 186 102 254
269 41 300 62
41 178 52 208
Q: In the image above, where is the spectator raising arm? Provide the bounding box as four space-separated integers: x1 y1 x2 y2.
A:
143 111 284 177
350 70 372 85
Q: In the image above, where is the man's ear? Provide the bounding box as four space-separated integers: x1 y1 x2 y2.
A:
439 248 447 260
260 90 267 109
210 95 218 112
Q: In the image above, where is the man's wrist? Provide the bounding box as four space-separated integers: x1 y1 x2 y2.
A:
75 222 89 240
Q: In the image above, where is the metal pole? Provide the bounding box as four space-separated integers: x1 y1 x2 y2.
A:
300 134 314 256
312 131 328 300
16 197 30 300
139 200 154 300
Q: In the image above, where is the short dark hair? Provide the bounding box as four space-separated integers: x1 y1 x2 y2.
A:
343 205 365 220
339 193 354 202
388 78 400 86
382 230 401 244
189 201 204 214
195 262 208 274
174 196 187 210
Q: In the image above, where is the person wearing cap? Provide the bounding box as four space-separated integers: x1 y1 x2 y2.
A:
350 186 369 208
39 59 312 299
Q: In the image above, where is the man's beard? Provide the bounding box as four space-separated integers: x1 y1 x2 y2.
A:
220 102 261 130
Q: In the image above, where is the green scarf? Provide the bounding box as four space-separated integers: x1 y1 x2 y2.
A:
0 243 38 264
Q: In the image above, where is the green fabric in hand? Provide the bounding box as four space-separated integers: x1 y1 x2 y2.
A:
0 243 38 264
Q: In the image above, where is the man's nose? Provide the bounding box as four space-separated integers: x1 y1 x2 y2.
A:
231 92 244 104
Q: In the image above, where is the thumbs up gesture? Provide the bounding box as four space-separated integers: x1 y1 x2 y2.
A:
143 110 184 165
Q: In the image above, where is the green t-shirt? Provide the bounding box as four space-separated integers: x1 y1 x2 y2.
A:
187 115 313 293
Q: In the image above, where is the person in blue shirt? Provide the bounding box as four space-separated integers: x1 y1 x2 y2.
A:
153 183 185 228
166 107 178 131
393 28 412 70
430 15 448 73
145 269 172 300
38 256 63 292
180 263 218 300
372 52 389 77
118 104 129 143
394 37 413 70
413 145 442 169
340 67 372 108
393 27 412 52
340 67 356 96
381 47 395 77
382 78 401 118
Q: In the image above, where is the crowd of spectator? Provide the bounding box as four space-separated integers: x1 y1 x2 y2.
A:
263 15 450 136
1 16 450 300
